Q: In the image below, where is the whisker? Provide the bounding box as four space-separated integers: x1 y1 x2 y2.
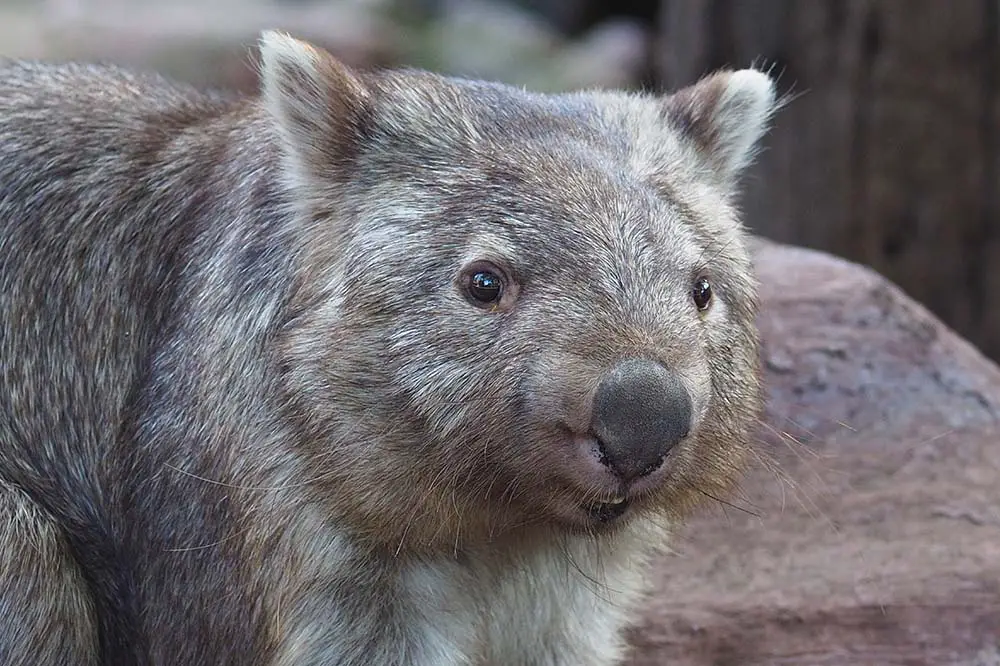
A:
693 236 738 276
694 486 761 519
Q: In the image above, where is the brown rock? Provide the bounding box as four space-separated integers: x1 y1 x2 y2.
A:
628 240 1000 666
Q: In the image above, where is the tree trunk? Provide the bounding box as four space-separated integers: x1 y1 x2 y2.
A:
657 0 1000 360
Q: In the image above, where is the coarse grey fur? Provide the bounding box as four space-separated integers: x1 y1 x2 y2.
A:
0 31 779 666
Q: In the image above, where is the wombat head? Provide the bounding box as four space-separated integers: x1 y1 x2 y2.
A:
264 32 777 551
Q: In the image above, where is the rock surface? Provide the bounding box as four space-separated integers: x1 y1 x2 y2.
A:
627 239 1000 665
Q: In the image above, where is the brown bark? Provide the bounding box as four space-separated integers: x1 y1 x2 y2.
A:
657 0 1000 360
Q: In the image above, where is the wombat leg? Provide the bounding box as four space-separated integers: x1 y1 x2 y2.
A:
0 480 99 666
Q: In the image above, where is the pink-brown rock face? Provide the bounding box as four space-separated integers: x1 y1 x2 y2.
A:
627 240 1000 665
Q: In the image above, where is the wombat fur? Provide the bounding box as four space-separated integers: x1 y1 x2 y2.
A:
0 31 778 666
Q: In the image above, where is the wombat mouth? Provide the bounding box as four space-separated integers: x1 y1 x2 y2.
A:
584 497 630 523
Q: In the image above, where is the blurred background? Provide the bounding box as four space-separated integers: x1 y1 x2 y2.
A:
2 0 997 361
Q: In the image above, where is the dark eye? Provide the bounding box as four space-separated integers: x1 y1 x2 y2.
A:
468 270 503 304
458 260 519 311
692 276 713 311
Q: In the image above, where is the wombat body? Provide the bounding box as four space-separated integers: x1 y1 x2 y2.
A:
0 32 777 665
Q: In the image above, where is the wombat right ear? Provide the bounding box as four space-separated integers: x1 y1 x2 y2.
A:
663 69 779 187
258 30 370 188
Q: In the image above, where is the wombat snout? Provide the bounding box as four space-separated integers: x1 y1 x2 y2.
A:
591 358 693 482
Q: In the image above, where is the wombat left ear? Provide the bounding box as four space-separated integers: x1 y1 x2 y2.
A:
663 68 778 186
258 30 370 189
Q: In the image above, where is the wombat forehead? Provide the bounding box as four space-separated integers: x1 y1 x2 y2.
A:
356 135 696 269
372 71 616 152
361 74 706 272
470 144 691 238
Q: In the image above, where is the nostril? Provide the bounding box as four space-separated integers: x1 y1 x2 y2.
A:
637 457 664 479
594 435 610 467
594 434 668 481
593 431 670 480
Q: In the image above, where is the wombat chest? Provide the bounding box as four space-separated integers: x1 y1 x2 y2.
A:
272 522 657 666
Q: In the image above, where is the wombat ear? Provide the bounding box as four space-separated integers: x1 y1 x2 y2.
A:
258 30 370 188
663 69 778 186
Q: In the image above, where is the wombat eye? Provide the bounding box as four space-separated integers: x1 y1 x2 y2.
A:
459 260 517 311
469 271 503 303
692 276 713 311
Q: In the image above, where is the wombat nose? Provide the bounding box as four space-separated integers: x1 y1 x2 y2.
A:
590 358 692 482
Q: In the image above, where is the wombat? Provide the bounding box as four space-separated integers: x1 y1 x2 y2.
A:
0 31 778 666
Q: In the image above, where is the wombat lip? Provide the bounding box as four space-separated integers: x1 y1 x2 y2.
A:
584 496 631 523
